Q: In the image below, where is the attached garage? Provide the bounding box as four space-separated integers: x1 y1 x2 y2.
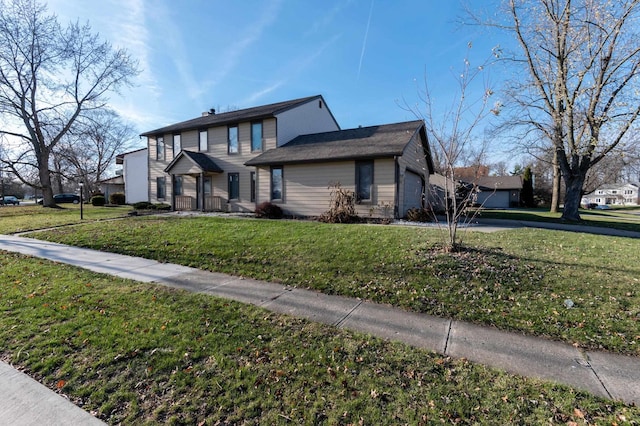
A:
401 171 424 217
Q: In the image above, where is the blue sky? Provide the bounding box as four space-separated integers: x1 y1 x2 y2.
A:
46 0 506 152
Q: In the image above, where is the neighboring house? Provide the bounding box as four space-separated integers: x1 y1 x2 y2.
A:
428 174 523 210
116 148 148 204
474 176 523 208
98 175 124 201
582 183 640 206
141 95 434 218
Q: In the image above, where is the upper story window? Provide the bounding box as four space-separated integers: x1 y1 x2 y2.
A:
251 121 263 152
173 134 181 155
156 136 165 160
199 130 208 152
597 190 603 194
356 160 373 202
624 189 633 195
228 125 238 154
612 190 618 194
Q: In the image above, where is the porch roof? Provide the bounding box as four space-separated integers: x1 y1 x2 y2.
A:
164 150 224 174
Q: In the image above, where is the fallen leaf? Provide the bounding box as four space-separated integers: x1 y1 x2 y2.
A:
573 408 584 419
56 379 66 389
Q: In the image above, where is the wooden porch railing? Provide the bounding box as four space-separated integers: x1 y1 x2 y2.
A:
175 195 195 211
204 196 227 212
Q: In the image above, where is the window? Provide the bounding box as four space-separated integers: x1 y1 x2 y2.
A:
251 121 263 152
612 190 618 194
156 137 165 160
624 189 633 195
228 125 238 154
199 130 208 152
173 176 183 196
355 161 373 202
250 171 256 202
173 134 181 156
228 173 239 200
157 177 166 199
204 176 212 196
271 166 283 201
597 190 603 194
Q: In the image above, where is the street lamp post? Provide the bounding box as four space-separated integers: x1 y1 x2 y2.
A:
79 182 84 220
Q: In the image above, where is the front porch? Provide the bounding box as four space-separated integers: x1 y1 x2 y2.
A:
164 150 227 212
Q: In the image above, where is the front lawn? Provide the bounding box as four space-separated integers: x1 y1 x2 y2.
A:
33 216 640 355
476 207 640 232
0 204 132 234
1 252 637 424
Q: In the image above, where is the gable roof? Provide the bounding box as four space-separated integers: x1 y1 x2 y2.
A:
141 95 333 137
474 176 523 191
164 150 224 174
245 120 428 166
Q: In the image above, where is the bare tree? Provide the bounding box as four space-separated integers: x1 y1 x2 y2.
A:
54 109 137 196
489 0 640 221
404 44 500 252
0 0 139 207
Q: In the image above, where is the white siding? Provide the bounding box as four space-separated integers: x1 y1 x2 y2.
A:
123 149 148 204
275 98 339 146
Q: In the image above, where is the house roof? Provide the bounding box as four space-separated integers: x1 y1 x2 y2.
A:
116 147 148 164
164 150 224 174
245 120 428 166
474 176 523 191
99 175 124 185
141 95 332 137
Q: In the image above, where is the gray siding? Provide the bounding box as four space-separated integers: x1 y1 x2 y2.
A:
263 159 396 218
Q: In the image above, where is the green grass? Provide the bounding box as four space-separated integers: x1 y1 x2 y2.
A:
476 207 640 232
32 216 640 355
0 204 133 234
1 251 637 424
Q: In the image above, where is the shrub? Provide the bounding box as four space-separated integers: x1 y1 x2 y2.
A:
109 192 126 205
153 203 171 211
90 195 106 206
319 183 359 223
405 207 432 222
133 201 153 210
255 201 283 219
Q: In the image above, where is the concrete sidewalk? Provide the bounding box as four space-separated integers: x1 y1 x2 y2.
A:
0 234 638 424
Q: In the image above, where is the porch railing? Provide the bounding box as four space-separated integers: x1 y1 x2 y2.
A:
204 196 227 212
175 195 195 211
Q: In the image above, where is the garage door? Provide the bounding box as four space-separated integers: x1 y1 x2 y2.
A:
402 171 423 217
477 190 509 208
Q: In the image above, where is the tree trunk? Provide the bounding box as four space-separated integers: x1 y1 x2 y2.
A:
550 150 561 213
561 173 585 221
38 152 55 207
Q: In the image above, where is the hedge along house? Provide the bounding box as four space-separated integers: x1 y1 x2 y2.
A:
141 95 340 212
142 95 434 218
245 120 434 218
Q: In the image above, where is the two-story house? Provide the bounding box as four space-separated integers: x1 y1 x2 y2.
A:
582 183 640 207
141 95 434 218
